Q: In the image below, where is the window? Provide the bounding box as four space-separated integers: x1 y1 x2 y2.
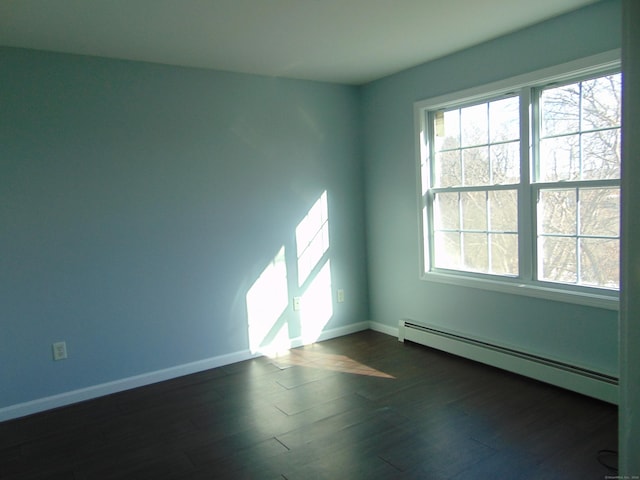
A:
416 52 621 308
536 75 621 289
431 96 520 276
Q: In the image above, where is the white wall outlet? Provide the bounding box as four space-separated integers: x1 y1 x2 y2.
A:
293 296 301 311
337 289 345 303
52 341 67 361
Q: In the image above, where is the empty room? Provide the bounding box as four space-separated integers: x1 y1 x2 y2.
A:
1 0 638 478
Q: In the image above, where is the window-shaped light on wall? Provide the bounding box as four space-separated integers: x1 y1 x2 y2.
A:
296 191 329 286
296 191 333 344
300 260 333 344
245 247 289 354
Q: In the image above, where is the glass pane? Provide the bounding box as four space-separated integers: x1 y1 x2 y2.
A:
434 232 461 270
539 134 580 182
582 73 622 130
490 141 520 184
435 150 461 187
434 192 459 230
539 236 577 284
489 190 517 232
582 129 621 180
539 189 577 235
461 191 487 231
579 188 620 237
462 147 489 186
434 109 461 151
540 83 580 136
460 103 488 147
462 232 488 272
490 233 518 276
580 238 619 289
489 96 520 143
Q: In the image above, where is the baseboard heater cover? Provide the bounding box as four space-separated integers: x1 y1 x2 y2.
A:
398 320 618 404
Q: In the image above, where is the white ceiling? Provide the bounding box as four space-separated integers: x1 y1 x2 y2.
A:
0 0 601 85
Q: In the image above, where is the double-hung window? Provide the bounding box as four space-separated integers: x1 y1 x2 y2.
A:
416 52 621 308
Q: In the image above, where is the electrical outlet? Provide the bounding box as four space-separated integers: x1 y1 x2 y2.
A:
293 296 301 311
52 341 67 361
337 289 345 303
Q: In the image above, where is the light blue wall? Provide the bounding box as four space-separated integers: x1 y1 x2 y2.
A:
362 0 622 375
0 48 368 409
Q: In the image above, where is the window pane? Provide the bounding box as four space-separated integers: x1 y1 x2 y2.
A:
540 83 580 136
539 236 577 284
489 190 517 232
434 109 461 151
490 141 520 184
460 103 488 147
582 73 621 130
582 129 621 180
489 96 520 143
579 188 620 237
434 192 459 230
539 189 576 235
462 232 488 272
461 191 486 231
490 233 518 275
434 232 461 270
580 238 619 289
539 134 580 182
435 150 461 187
462 147 489 186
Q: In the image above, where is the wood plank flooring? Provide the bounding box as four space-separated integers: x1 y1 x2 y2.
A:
0 330 618 479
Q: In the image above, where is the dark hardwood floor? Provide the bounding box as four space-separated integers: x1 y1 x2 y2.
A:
0 330 618 479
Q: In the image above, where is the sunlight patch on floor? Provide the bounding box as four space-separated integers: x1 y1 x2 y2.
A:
269 348 395 379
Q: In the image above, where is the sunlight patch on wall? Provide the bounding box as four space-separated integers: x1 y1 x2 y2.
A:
245 190 334 355
246 246 289 354
296 191 329 286
258 320 292 356
300 260 333 344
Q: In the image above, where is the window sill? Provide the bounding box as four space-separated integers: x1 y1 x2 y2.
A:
421 271 619 311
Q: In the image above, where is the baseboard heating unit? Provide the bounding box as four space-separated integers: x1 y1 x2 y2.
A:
398 320 618 404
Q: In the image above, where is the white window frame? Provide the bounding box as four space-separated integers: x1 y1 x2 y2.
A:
415 50 621 311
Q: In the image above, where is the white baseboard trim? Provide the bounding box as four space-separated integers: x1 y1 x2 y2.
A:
0 321 372 422
291 321 371 349
369 321 399 338
0 349 257 422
